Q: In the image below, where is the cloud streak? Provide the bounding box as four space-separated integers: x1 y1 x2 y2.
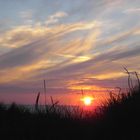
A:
46 11 68 25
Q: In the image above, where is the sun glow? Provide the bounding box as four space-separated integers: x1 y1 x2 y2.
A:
81 96 94 106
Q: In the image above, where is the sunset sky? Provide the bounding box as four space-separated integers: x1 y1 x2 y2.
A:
0 0 140 105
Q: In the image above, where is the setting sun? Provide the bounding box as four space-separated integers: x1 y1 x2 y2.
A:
81 96 94 106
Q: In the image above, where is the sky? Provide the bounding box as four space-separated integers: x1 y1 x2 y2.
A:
0 0 140 105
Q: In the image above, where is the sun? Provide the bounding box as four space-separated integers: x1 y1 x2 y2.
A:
81 96 94 106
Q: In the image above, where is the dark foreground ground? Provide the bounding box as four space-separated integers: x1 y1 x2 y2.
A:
0 86 140 140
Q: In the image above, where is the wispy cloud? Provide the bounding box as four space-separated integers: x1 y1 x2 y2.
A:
0 20 102 85
46 11 68 25
0 20 139 87
19 10 34 25
124 8 140 14
19 10 33 19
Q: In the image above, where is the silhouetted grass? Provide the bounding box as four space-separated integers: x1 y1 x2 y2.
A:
0 72 140 140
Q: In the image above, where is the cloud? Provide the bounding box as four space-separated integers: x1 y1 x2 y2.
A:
45 11 68 25
19 10 34 25
0 19 139 88
0 20 100 49
20 10 33 19
30 28 140 91
124 8 140 14
0 20 102 84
